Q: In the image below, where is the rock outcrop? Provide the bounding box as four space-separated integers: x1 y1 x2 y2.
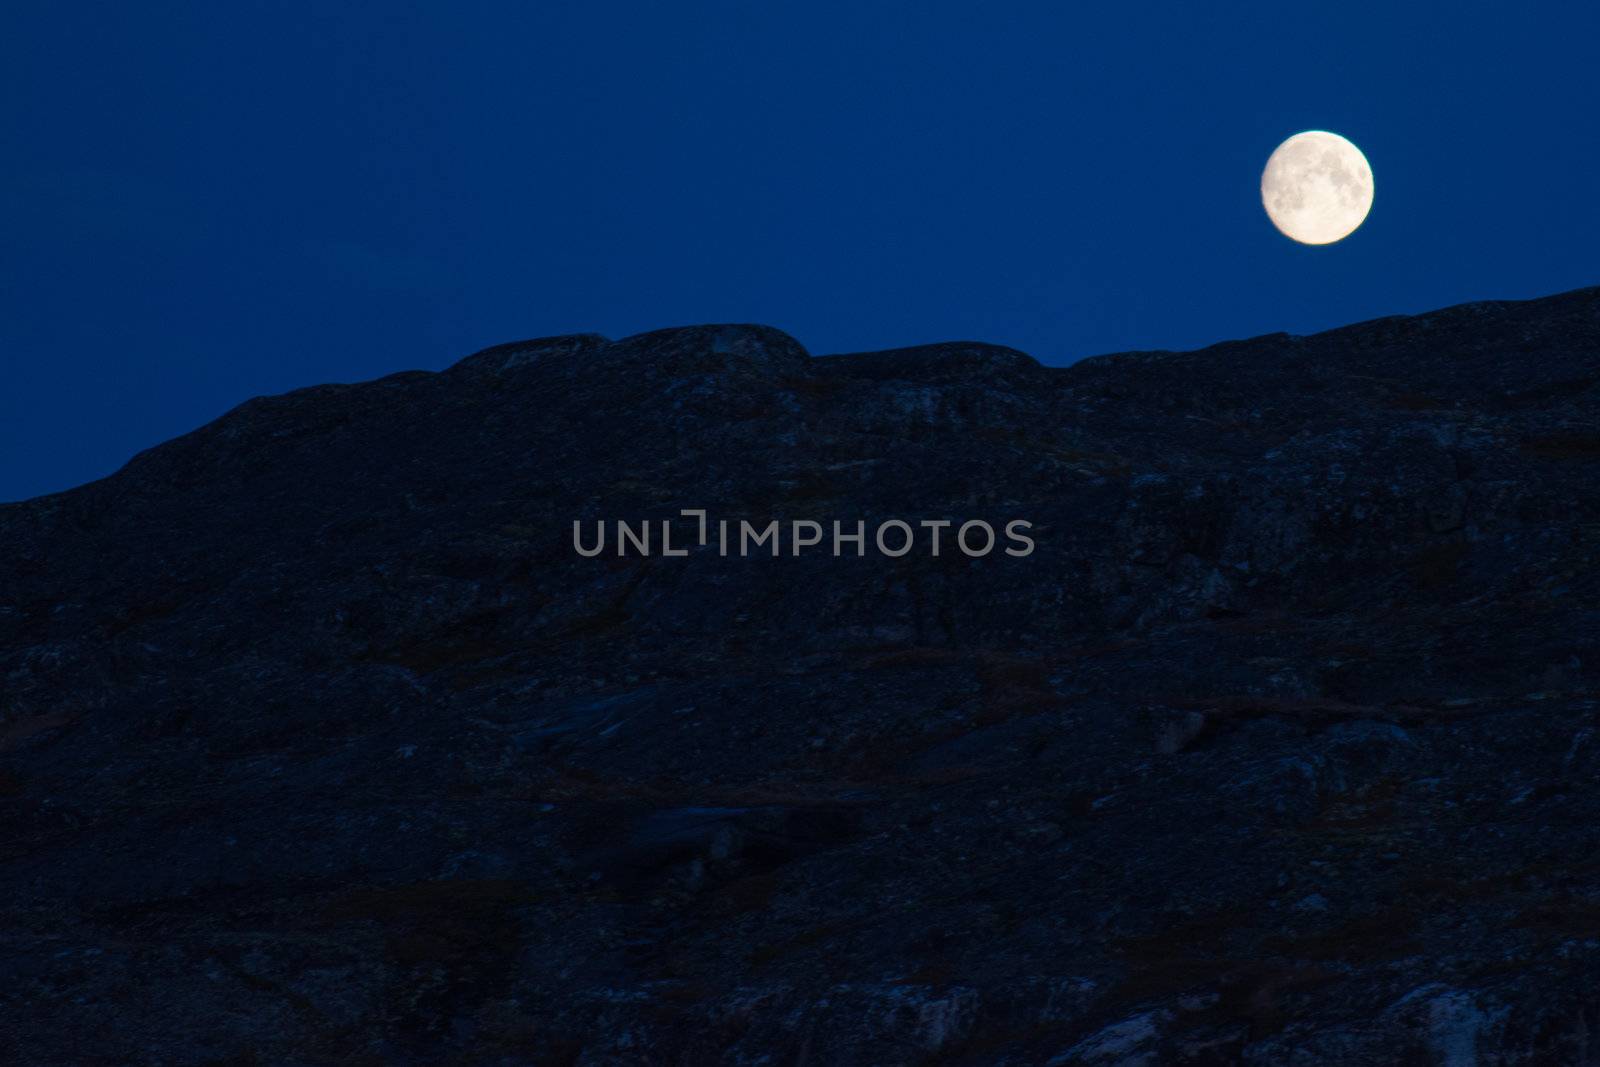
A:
2 288 1599 1064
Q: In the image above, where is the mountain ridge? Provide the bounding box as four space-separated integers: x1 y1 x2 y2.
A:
10 284 1598 511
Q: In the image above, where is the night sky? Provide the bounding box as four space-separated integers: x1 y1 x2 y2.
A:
4 1 1598 502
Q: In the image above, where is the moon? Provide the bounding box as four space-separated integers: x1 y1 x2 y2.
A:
1260 130 1373 245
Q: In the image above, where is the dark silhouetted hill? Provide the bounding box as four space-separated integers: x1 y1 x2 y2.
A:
3 289 1600 1063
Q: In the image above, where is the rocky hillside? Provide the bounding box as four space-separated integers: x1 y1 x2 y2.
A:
2 288 1599 1064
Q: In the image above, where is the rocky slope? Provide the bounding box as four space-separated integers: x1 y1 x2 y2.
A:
2 288 1599 1064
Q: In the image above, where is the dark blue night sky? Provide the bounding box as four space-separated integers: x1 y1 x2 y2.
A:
4 1 1597 502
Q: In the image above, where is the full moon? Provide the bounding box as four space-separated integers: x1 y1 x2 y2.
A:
1260 130 1373 245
